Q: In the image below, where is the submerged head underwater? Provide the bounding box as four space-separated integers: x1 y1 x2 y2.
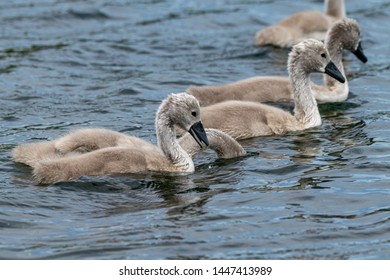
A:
1 0 390 259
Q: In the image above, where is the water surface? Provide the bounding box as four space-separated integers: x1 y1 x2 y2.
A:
1 0 389 259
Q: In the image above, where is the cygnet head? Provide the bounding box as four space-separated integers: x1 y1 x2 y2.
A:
288 39 346 83
327 18 368 63
158 92 209 147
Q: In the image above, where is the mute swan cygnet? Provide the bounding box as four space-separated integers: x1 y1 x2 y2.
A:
13 127 245 172
197 39 345 140
13 93 209 184
255 0 345 48
54 128 245 159
311 18 367 103
188 18 367 106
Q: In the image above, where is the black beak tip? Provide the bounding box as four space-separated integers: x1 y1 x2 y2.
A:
354 50 368 63
336 74 346 84
353 42 368 63
188 121 209 148
325 61 346 84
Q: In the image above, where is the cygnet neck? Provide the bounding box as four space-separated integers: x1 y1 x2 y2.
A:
289 62 321 128
325 0 345 19
324 29 346 89
156 108 194 172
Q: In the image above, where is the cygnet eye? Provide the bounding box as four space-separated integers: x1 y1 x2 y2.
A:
321 53 326 58
191 111 197 117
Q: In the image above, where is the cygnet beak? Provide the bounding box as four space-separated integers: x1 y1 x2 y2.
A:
324 61 346 83
353 42 368 63
188 121 209 148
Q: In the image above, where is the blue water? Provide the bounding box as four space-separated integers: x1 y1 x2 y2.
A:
1 0 389 259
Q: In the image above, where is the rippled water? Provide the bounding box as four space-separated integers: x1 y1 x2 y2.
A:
1 0 389 259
